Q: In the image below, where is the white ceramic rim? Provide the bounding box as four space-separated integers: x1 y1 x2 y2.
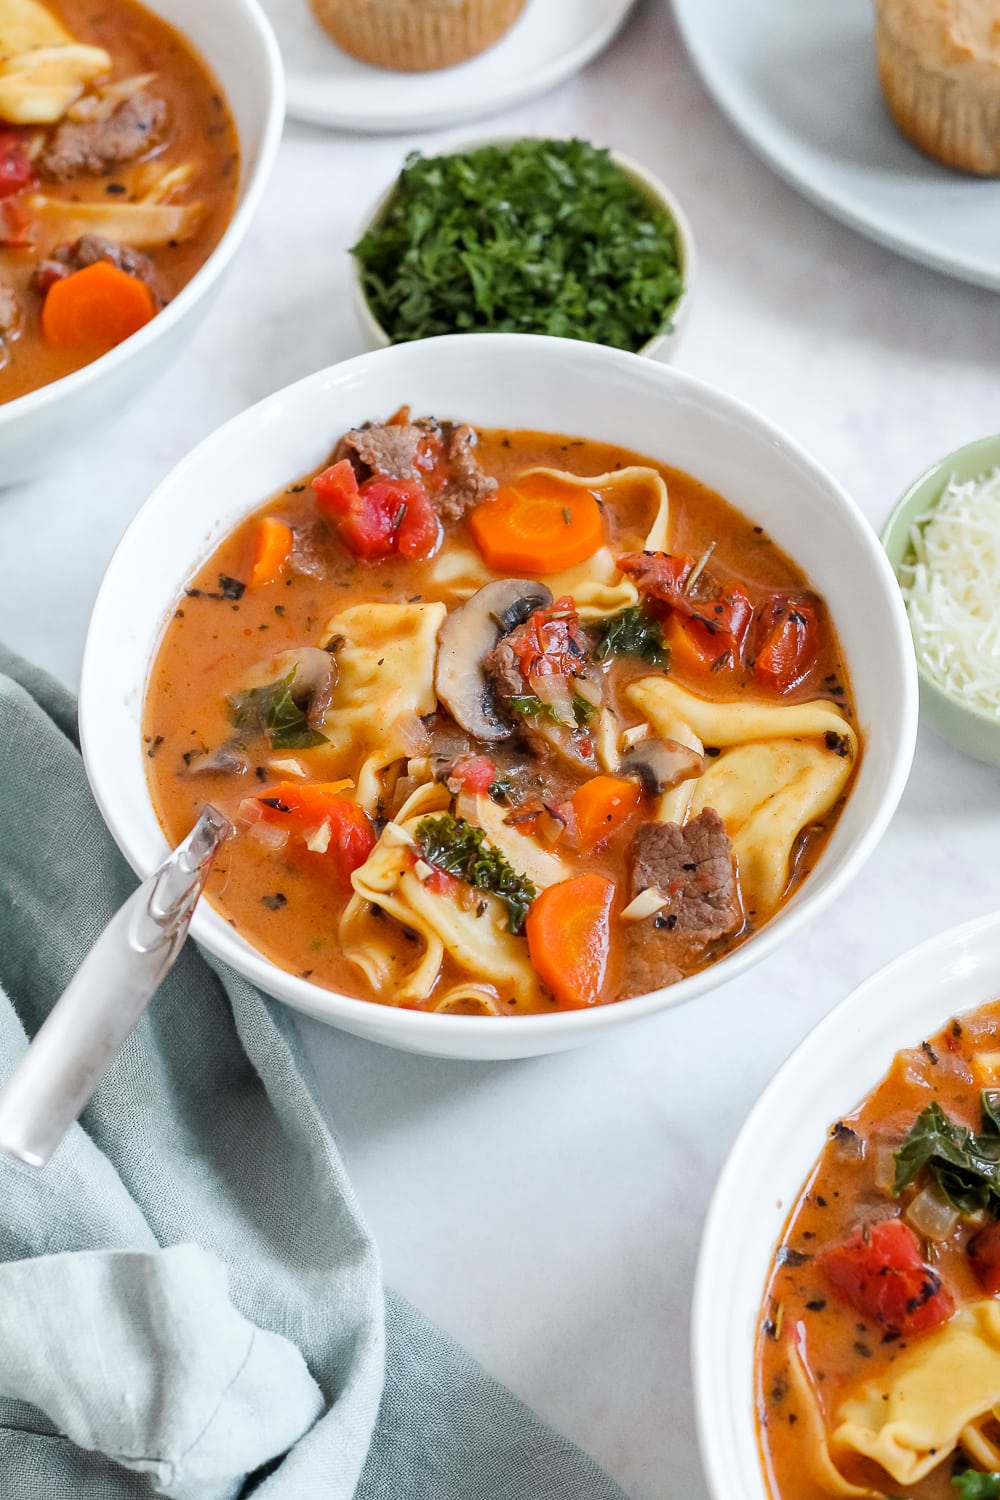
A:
348 134 696 361
80 332 918 1045
278 0 639 133
671 0 1000 293
690 908 1000 1500
0 0 286 432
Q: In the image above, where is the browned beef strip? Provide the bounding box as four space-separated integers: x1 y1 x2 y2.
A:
436 423 498 521
31 235 158 297
40 92 169 180
288 517 332 580
429 713 474 780
0 285 20 338
621 809 743 998
482 637 525 702
340 417 497 522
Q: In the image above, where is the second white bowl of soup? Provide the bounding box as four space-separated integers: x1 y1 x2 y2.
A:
80 334 916 1060
0 0 283 483
694 911 1000 1500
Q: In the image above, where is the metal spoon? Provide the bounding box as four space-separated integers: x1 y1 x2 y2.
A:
0 805 232 1168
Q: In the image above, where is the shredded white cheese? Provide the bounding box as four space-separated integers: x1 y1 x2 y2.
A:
900 469 1000 714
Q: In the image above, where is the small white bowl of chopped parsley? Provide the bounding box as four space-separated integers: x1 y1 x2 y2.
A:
350 136 694 362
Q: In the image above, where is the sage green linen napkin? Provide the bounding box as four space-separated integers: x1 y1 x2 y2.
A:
0 647 627 1500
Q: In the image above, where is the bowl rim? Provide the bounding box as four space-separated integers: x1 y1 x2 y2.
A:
80 331 918 1043
0 0 285 430
690 906 1000 1500
347 133 697 360
881 432 1000 731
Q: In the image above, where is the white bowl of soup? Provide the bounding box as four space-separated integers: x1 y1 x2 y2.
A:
693 911 1000 1500
80 333 916 1060
0 0 283 484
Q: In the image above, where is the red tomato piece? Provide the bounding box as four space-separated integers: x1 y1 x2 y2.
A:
0 131 35 200
968 1221 1000 1294
256 782 375 882
507 596 590 679
311 461 439 562
753 595 819 694
448 754 497 794
617 551 695 606
818 1218 954 1335
0 195 34 247
671 583 755 673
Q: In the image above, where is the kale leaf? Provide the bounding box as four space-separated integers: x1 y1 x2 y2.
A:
894 1094 1000 1217
416 813 537 935
352 139 684 354
590 606 668 666
227 670 327 751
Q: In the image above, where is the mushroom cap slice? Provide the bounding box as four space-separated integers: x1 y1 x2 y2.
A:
620 737 705 796
435 578 553 742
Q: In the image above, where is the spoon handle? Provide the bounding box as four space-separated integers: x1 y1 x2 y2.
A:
0 805 232 1168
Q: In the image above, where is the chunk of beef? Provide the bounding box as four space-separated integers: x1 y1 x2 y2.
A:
0 285 20 338
436 423 497 521
428 713 474 780
622 809 743 998
288 517 332 580
40 92 168 181
340 416 497 523
31 235 158 297
482 637 525 703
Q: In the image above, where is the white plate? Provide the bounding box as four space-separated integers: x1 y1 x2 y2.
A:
261 0 638 133
692 910 1000 1500
672 0 1000 291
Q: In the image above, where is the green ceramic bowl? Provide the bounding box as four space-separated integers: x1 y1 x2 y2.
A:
882 433 1000 766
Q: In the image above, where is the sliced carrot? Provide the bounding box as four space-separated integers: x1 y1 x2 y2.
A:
564 775 641 854
469 473 605 574
41 260 156 351
525 873 615 1010
248 517 294 589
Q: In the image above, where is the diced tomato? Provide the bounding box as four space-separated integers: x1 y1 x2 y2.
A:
311 460 440 562
668 583 755 674
617 551 694 607
968 1221 1000 1294
507 595 591 680
0 132 35 200
448 754 497 794
817 1218 954 1335
255 781 375 882
752 595 819 694
0 195 34 248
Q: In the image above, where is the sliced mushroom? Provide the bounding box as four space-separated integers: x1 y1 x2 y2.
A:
182 741 249 777
620 737 705 796
246 646 338 730
435 579 553 742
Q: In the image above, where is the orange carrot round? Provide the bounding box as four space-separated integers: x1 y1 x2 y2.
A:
469 473 605 574
525 873 615 1009
41 260 157 352
565 776 641 854
248 517 294 589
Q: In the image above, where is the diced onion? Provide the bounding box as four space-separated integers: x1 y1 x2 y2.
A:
872 1143 898 1194
574 677 602 707
621 888 668 921
529 672 576 727
413 858 435 883
268 756 308 777
906 1185 960 1242
900 470 1000 714
620 723 650 752
392 710 431 757
236 796 264 826
248 820 288 851
304 821 331 854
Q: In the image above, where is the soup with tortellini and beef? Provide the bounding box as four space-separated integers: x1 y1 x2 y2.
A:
143 411 860 1016
0 0 239 401
758 1002 1000 1500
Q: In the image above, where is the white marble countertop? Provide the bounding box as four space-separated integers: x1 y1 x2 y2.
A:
3 2 1000 1495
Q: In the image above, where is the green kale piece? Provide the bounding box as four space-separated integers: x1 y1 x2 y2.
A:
415 813 537 935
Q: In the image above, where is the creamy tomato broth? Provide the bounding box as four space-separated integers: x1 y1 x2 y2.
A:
0 0 239 401
144 414 859 1016
758 1002 1000 1500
